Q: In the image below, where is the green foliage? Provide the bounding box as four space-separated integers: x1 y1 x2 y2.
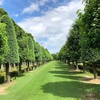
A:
41 46 46 61
26 33 35 61
68 19 81 61
44 49 52 61
13 23 28 61
19 34 29 61
58 45 67 61
0 8 8 17
59 19 81 62
52 53 59 60
13 22 35 62
0 23 9 64
80 0 100 63
0 15 19 63
34 42 42 61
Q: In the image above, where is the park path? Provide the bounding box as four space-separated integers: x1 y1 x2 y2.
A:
0 61 99 100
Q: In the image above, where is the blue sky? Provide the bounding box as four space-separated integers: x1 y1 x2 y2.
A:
0 0 84 53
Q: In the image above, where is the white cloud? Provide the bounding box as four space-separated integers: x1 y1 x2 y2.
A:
22 0 59 14
18 0 84 53
0 0 4 5
14 14 19 17
22 3 39 14
38 0 58 6
38 0 49 6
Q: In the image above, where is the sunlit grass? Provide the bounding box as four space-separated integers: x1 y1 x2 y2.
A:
0 61 100 100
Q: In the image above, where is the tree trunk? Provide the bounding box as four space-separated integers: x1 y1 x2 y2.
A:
27 61 30 72
72 60 75 68
32 61 34 70
19 63 22 75
42 60 44 65
19 58 22 76
5 63 10 83
39 61 41 66
75 60 79 70
93 64 97 79
36 61 39 67
67 61 70 66
64 59 66 64
1 64 4 71
83 61 86 73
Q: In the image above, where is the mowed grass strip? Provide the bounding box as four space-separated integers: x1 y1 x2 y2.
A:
0 61 100 100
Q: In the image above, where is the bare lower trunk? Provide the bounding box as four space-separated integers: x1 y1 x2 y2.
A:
19 58 22 75
5 63 10 83
93 64 97 79
72 60 75 68
76 60 79 70
83 61 86 73
36 61 39 67
19 63 22 75
67 61 70 66
64 59 66 63
42 60 44 65
32 61 34 70
27 61 30 72
11 63 15 68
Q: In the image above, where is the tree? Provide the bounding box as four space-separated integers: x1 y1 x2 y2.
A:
0 15 19 82
58 45 67 63
34 42 42 66
26 33 35 71
41 46 46 64
80 0 100 78
13 22 28 75
44 49 52 62
66 20 81 69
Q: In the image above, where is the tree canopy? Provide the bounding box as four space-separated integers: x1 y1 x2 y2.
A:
0 23 8 65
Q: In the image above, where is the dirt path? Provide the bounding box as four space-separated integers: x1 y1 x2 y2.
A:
69 69 100 84
0 82 15 94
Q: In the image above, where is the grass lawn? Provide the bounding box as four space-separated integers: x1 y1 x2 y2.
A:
0 61 100 100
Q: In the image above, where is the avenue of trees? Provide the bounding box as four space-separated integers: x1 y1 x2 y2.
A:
58 0 100 79
0 8 53 82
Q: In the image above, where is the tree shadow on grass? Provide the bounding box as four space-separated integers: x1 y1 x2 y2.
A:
54 75 85 81
49 70 94 83
41 81 100 100
49 70 83 76
54 65 68 69
49 70 68 75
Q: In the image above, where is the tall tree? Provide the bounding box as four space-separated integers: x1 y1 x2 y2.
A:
58 45 67 63
0 15 19 82
13 22 28 75
44 49 52 62
26 33 35 71
66 20 81 69
34 42 42 66
81 0 100 78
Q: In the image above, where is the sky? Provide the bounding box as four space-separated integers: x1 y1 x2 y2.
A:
0 0 84 54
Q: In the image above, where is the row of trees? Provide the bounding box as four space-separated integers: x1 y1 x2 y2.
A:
58 0 100 79
0 8 53 82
